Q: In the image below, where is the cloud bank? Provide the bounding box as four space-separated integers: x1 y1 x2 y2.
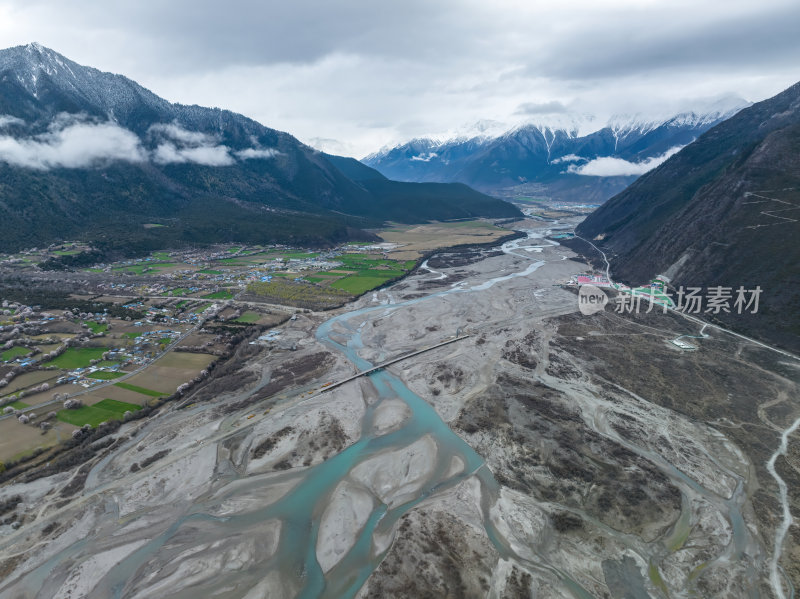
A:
149 122 218 144
0 115 25 129
0 118 279 169
410 152 438 162
551 153 584 164
149 122 234 166
236 147 281 160
569 146 684 177
153 143 235 166
515 101 569 116
0 120 146 169
3 0 799 155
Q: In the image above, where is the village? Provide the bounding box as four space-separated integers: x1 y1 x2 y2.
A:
0 219 516 470
0 240 415 300
0 293 244 469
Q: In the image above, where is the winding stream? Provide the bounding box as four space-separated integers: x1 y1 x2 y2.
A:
767 415 800 599
88 227 591 598
2 225 780 599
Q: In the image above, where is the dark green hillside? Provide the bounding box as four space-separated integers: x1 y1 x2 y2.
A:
576 82 800 352
358 179 522 222
0 43 520 253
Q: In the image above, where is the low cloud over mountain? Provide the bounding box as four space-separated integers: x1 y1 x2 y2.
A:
0 117 145 169
0 43 520 252
365 104 746 203
0 116 281 170
568 146 683 177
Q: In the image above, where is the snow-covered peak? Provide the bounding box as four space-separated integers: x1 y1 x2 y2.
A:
607 95 750 133
365 119 512 160
362 137 439 161
0 42 171 117
1 43 97 98
3 42 75 79
607 113 661 135
367 99 747 161
365 97 754 170
664 95 750 128
446 118 509 141
513 112 597 139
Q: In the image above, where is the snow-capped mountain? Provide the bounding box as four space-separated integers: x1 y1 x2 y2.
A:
364 99 750 203
0 43 519 252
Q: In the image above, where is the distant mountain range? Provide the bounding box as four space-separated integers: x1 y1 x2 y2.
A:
575 81 800 353
364 98 748 203
0 43 520 253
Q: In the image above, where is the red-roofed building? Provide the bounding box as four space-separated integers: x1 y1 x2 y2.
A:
577 274 612 287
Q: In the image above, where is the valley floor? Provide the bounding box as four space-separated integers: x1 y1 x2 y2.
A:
0 219 798 599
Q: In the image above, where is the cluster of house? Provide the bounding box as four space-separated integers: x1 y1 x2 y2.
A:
571 273 671 293
57 362 127 388
575 273 615 288
119 301 200 326
241 257 343 284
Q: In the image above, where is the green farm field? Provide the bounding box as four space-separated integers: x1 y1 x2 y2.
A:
1 346 30 362
234 311 261 323
86 370 125 380
202 290 235 300
331 276 393 295
114 382 166 397
84 321 108 334
46 347 107 370
57 398 141 427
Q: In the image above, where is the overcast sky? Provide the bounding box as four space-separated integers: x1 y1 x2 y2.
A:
1 0 799 157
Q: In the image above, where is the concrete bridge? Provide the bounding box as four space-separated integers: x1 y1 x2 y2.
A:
317 334 472 395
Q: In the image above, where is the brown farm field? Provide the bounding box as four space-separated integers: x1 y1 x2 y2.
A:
2 371 59 396
0 417 77 462
378 220 512 259
79 385 155 407
87 337 122 347
92 295 128 304
29 333 76 341
175 332 215 347
118 371 173 395
14 384 85 408
35 343 62 353
158 352 216 369
123 352 215 395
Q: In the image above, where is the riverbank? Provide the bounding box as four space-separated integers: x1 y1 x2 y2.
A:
0 219 796 598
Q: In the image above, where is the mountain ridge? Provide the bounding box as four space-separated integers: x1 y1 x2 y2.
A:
0 43 520 253
574 80 800 352
364 100 749 203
